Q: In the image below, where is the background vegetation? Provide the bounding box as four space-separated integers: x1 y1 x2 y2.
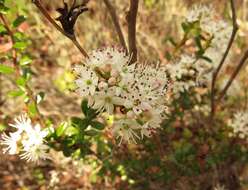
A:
0 0 248 189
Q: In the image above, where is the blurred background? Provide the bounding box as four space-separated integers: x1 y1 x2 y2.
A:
0 0 248 189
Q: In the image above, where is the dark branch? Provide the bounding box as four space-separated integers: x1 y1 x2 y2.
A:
126 0 139 64
210 0 238 119
218 50 248 101
103 0 128 53
32 0 89 58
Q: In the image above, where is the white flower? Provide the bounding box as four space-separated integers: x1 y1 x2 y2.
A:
185 4 213 23
0 114 49 163
228 111 248 141
0 132 21 155
72 46 170 144
91 88 124 114
185 4 232 70
20 143 49 163
139 109 163 139
214 184 226 190
112 119 140 145
74 65 98 97
9 114 33 133
20 124 49 163
85 47 131 72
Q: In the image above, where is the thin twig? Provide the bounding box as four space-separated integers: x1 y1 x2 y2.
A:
218 50 248 101
103 0 128 53
0 14 46 126
126 0 139 64
32 0 89 58
210 0 238 119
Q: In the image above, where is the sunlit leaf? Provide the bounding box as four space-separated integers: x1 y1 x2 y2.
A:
0 64 14 74
20 55 32 66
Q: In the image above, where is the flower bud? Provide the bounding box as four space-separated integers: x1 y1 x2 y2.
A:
101 64 112 73
189 69 195 76
98 81 108 90
111 69 119 77
108 77 117 86
127 110 135 118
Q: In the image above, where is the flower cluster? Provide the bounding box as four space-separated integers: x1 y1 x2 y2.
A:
228 111 248 141
167 5 232 98
0 114 49 163
188 5 232 69
74 47 169 144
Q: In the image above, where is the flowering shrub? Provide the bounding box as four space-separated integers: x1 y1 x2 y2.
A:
0 0 248 189
74 47 169 144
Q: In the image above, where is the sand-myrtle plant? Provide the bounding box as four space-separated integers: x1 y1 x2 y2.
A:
1 0 248 189
73 46 169 144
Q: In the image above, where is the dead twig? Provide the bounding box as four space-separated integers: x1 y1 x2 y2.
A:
103 0 128 53
126 0 139 64
210 0 238 120
218 50 248 101
32 0 89 58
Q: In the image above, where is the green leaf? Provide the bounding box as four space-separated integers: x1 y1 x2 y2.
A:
8 90 25 97
71 117 88 130
65 126 79 136
20 55 32 66
0 4 9 14
16 77 27 87
0 24 6 33
0 64 14 74
13 41 27 50
12 15 26 28
85 130 99 136
200 56 212 63
28 102 37 116
81 99 89 115
90 121 105 130
81 99 97 118
181 22 190 33
56 122 67 137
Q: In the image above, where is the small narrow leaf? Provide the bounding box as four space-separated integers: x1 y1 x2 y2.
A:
0 24 6 33
71 117 88 130
0 4 9 14
8 90 25 97
0 64 14 74
13 41 27 50
16 77 27 88
28 102 38 116
56 122 67 137
81 99 97 118
85 130 99 136
20 55 32 66
90 121 105 130
12 15 26 28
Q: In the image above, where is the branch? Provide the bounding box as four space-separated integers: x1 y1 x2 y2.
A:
126 0 139 64
103 0 128 53
32 0 89 58
210 0 238 119
218 50 248 101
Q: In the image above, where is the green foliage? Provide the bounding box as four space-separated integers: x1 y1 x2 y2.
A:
0 64 14 74
12 15 26 27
